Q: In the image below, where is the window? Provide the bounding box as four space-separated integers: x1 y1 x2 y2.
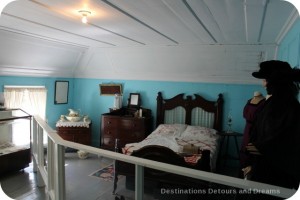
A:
4 86 47 120
4 86 47 146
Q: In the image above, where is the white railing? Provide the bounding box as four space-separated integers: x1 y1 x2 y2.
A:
32 116 297 200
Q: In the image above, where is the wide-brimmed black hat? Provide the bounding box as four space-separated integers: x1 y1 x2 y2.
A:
252 60 292 79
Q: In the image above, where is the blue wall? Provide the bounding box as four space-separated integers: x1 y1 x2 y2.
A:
0 75 264 147
73 78 263 147
278 19 300 67
278 18 300 101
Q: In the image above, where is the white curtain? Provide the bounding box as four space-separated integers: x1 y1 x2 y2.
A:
4 87 47 120
27 88 47 120
4 88 24 109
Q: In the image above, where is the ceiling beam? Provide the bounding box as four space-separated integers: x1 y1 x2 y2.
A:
101 0 179 45
182 0 218 43
257 0 269 43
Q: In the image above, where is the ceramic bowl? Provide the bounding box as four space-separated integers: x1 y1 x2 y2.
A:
66 116 82 122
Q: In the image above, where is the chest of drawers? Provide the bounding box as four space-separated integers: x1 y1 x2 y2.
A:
101 109 152 151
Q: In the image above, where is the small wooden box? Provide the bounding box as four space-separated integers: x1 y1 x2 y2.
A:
183 144 199 154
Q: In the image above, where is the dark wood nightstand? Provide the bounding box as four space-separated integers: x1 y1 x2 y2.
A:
56 120 92 146
217 131 243 168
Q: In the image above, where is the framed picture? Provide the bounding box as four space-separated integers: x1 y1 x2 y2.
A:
99 84 122 96
128 93 141 108
54 81 69 104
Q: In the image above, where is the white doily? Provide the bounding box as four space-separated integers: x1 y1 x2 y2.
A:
56 120 91 128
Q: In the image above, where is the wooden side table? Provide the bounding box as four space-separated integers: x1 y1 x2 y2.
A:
56 120 92 146
217 131 243 168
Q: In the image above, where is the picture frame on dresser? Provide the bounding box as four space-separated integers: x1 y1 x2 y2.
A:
128 93 141 108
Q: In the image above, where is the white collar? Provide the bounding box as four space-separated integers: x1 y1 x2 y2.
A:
266 95 272 100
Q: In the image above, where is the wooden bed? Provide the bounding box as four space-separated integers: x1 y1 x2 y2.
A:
0 109 32 176
113 92 224 193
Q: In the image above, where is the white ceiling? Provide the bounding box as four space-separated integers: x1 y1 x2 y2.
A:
0 0 298 84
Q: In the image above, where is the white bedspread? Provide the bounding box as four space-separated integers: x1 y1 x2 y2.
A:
0 143 29 156
122 124 220 171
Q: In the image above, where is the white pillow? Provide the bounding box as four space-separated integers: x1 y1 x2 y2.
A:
150 124 187 137
180 125 218 140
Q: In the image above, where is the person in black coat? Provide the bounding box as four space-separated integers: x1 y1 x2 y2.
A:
246 60 300 189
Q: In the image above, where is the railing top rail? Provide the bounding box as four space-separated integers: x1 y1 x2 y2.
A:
33 116 297 199
34 115 57 134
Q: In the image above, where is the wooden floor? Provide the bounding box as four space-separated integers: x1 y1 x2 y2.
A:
0 153 241 200
0 153 158 200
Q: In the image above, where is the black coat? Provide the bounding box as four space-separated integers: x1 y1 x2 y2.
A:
250 95 300 189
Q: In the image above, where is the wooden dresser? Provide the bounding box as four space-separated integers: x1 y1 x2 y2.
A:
56 121 92 146
101 108 152 151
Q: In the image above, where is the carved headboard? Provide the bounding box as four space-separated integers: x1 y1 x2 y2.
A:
156 92 224 131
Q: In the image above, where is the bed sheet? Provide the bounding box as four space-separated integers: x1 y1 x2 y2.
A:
0 142 29 156
122 124 220 171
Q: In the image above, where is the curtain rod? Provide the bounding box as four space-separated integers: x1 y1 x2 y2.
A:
4 85 46 89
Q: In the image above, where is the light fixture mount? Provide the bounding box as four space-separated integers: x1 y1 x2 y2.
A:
78 10 91 24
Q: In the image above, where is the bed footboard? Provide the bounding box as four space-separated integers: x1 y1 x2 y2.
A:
114 145 211 193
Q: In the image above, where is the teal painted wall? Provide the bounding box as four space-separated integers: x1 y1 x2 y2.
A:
0 75 264 147
73 78 264 147
278 17 300 101
278 18 300 67
0 76 74 128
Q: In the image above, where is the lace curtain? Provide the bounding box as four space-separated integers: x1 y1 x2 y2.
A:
3 88 24 109
4 87 47 120
27 88 47 120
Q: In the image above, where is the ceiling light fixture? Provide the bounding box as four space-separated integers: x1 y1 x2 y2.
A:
78 10 91 24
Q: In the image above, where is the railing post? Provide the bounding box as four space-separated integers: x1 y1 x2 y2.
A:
47 137 54 197
54 143 66 200
37 125 45 187
32 118 37 172
135 165 144 200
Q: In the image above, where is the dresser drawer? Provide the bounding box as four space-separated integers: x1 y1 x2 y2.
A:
118 131 144 140
74 135 91 145
102 117 119 127
59 133 74 141
120 119 144 130
57 125 91 146
102 127 117 137
59 130 88 135
58 127 89 133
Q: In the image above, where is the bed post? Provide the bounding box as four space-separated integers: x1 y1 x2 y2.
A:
113 139 119 195
156 92 163 127
215 93 224 131
185 95 193 125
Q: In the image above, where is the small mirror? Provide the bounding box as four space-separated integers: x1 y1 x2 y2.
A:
128 93 141 108
55 81 69 104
